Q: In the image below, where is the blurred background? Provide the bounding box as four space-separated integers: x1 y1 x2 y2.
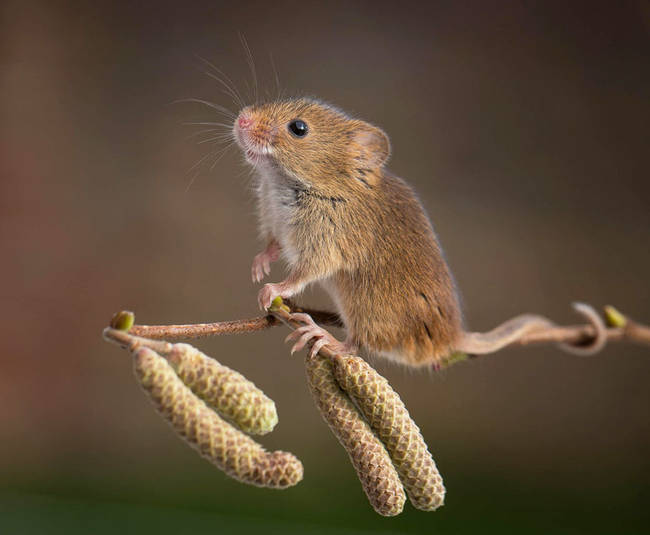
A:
2 1 649 533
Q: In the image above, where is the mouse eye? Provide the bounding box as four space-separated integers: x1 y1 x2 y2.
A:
288 119 308 138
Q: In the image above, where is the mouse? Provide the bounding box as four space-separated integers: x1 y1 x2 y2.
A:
232 97 600 367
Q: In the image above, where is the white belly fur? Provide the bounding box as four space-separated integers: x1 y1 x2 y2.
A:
255 166 299 267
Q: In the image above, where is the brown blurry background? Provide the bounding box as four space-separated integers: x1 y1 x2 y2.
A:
1 1 649 533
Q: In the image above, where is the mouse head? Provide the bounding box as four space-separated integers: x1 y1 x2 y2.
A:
233 98 390 189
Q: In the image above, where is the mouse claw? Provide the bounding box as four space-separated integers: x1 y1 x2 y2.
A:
285 326 309 344
289 328 321 354
288 312 317 327
309 337 329 358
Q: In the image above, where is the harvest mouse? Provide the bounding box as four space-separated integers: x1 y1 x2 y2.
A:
232 98 603 367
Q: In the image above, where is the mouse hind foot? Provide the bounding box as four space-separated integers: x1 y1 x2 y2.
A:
285 312 357 358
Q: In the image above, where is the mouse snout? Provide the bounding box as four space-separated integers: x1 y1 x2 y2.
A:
234 109 276 161
237 116 254 130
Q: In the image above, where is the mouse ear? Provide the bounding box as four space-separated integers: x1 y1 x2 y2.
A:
352 122 391 169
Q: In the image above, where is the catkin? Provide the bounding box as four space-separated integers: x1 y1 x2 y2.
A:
134 346 303 489
331 354 445 511
165 343 278 435
305 354 406 516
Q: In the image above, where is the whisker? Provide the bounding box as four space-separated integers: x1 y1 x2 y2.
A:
208 143 235 171
204 71 247 110
239 33 258 104
182 121 233 128
185 167 202 192
184 151 215 192
195 57 242 105
173 98 236 119
197 133 236 145
184 142 233 192
195 55 246 109
186 146 220 176
269 51 281 100
184 128 224 141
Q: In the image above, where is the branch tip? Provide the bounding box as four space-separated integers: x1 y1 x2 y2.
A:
110 310 135 331
269 296 290 314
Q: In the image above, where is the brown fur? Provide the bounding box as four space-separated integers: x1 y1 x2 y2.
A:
235 98 463 366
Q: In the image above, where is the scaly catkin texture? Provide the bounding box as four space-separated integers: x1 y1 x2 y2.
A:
165 343 278 435
305 354 406 516
331 354 445 511
134 346 303 489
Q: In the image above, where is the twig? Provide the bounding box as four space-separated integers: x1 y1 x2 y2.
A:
121 303 650 363
128 316 279 339
127 301 342 340
516 319 649 347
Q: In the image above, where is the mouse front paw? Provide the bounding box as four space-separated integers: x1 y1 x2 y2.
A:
251 241 281 283
251 252 271 283
258 284 276 310
258 283 293 310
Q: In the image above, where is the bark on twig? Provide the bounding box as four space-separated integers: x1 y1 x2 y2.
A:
127 301 342 340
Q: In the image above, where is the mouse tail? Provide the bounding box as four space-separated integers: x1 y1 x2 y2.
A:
455 314 552 354
454 303 607 356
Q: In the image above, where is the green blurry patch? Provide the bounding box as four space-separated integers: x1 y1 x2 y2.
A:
1 466 648 535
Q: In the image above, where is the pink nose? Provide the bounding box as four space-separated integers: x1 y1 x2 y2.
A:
238 116 253 130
